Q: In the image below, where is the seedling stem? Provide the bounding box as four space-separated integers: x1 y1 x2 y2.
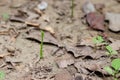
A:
40 30 44 59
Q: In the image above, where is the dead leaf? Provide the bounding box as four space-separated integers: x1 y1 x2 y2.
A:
75 73 103 80
10 16 25 23
26 29 60 47
74 59 110 75
56 54 74 68
86 12 105 31
55 69 72 80
110 40 120 50
66 46 106 59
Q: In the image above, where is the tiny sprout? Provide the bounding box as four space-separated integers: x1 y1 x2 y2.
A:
104 58 120 80
0 71 5 80
106 45 118 55
2 13 9 21
40 30 44 59
93 35 104 44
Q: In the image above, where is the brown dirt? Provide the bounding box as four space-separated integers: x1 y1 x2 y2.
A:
0 0 120 80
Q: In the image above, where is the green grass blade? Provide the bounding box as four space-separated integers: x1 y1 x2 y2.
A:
40 30 44 59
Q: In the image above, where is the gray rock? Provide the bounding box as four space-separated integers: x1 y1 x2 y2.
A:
105 12 120 32
82 0 96 14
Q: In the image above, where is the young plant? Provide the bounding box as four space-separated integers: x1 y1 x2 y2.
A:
0 71 5 80
93 35 105 44
93 36 118 56
71 0 74 18
40 30 44 59
2 13 9 21
104 58 120 80
106 45 118 56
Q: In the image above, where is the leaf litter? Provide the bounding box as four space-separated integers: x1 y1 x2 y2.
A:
0 0 120 80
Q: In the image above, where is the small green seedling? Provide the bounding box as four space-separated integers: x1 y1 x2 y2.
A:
93 35 104 44
106 45 118 56
40 30 44 59
104 58 120 80
0 71 5 80
2 13 9 21
71 0 74 18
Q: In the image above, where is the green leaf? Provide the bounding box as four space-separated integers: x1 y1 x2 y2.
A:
0 71 5 80
106 45 118 55
111 59 120 71
104 66 114 75
93 36 104 44
114 78 118 80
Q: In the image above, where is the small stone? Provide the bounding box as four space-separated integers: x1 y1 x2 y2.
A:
37 1 48 10
6 46 15 53
105 12 120 32
55 70 73 80
82 0 96 14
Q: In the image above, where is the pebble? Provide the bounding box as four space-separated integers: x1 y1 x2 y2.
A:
82 0 96 14
105 12 120 32
37 1 48 10
6 46 15 53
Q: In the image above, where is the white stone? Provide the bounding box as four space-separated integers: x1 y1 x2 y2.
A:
82 0 96 14
37 1 48 10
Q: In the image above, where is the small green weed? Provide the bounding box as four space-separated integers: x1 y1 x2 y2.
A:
40 30 44 59
104 58 120 80
71 0 74 18
93 35 104 44
2 13 9 21
0 71 5 80
106 45 118 56
93 36 118 56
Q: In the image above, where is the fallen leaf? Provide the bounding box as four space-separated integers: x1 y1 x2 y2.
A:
56 54 74 68
74 73 103 80
26 29 60 47
86 12 105 31
66 46 106 59
74 59 110 75
55 70 72 80
110 40 120 51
